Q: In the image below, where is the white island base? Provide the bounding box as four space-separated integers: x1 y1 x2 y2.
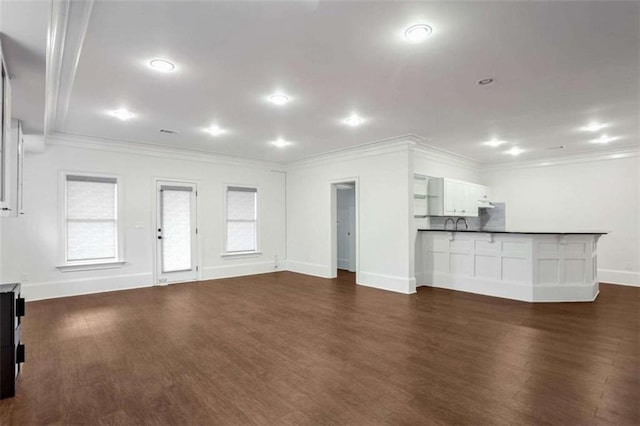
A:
418 231 606 302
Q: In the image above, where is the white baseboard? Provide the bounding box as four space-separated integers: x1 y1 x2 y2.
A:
22 272 154 302
357 271 415 294
598 269 640 287
202 261 279 280
285 260 332 278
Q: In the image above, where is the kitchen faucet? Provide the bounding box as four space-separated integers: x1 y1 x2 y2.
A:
456 217 469 230
444 218 455 230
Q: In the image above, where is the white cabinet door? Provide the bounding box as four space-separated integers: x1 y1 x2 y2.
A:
443 180 457 215
465 184 480 217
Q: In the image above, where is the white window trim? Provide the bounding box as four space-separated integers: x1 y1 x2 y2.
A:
222 184 261 257
58 171 125 268
56 261 126 272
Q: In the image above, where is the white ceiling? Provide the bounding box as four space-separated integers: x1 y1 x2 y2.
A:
7 1 640 163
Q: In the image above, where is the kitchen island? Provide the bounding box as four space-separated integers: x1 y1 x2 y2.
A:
417 230 608 302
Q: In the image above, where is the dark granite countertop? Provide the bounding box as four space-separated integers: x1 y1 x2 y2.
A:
417 229 609 235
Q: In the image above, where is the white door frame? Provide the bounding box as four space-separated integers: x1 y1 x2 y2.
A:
330 177 359 281
153 178 201 285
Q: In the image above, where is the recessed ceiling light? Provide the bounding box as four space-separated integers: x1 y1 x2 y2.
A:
478 78 495 86
580 122 607 132
149 58 175 72
591 135 617 144
504 147 524 156
271 138 292 148
343 114 365 127
483 138 506 147
204 125 226 136
404 24 433 43
109 108 135 121
268 93 290 106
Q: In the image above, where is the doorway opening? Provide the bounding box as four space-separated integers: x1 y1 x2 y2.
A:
155 180 199 284
331 179 358 284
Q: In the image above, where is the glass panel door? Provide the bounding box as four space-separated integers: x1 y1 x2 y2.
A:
156 181 198 283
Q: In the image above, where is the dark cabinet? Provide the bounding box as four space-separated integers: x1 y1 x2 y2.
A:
0 283 24 399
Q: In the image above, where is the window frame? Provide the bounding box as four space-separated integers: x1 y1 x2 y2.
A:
222 184 260 257
58 171 125 270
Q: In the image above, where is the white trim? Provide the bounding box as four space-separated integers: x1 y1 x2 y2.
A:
288 135 418 170
46 132 285 170
481 145 640 171
285 260 332 278
357 271 416 295
56 261 125 272
44 0 70 136
414 143 482 170
221 251 262 259
55 0 94 130
21 272 153 302
154 179 200 284
598 269 640 287
202 261 277 280
58 170 124 267
330 177 360 283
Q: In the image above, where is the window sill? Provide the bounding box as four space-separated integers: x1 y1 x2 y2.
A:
221 251 262 259
56 261 126 272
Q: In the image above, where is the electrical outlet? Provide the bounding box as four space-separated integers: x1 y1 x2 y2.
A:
158 278 168 284
20 273 28 283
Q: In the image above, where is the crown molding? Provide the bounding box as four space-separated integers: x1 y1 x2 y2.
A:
414 142 482 170
46 131 286 170
287 134 421 170
481 144 639 172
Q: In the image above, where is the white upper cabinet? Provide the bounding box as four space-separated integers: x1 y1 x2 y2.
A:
422 177 491 217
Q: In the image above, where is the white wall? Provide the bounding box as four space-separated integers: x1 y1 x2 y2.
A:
286 140 414 294
481 153 640 286
2 139 286 300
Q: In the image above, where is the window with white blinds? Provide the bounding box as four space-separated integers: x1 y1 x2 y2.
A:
225 186 258 253
65 175 118 263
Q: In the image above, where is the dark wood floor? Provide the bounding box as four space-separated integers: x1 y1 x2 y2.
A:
1 271 638 425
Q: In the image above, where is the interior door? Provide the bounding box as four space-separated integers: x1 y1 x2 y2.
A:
156 181 198 284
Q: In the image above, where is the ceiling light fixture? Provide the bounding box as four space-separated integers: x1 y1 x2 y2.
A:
483 138 506 147
504 147 524 156
343 114 365 127
271 138 292 148
109 108 135 121
149 58 176 72
580 122 607 132
591 135 616 144
268 93 290 106
478 78 495 86
205 125 226 136
404 24 433 43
